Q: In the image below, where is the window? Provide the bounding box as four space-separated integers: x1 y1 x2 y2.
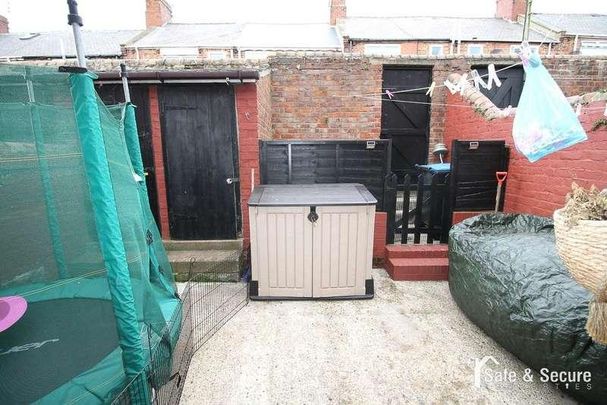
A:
510 44 539 56
363 44 401 56
159 47 199 58
580 40 607 56
467 44 484 57
207 50 227 60
428 44 443 56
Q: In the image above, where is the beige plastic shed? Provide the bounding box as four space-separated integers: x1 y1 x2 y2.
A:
248 183 376 300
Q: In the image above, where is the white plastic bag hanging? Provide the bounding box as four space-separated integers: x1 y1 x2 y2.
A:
512 52 587 162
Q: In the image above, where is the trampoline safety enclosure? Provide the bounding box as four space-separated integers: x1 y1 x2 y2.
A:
0 64 247 404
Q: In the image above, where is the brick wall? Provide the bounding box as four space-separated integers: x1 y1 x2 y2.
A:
444 96 607 217
270 56 382 139
235 84 262 248
146 0 172 28
351 40 552 57
496 0 527 21
148 85 171 238
0 15 8 34
542 58 607 96
123 48 161 60
198 48 234 59
256 73 273 140
373 212 387 259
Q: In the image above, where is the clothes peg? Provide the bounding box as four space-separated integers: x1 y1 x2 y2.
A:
501 105 513 118
444 79 458 95
486 64 502 90
469 70 487 90
457 73 469 95
426 81 436 97
575 103 582 116
385 89 394 99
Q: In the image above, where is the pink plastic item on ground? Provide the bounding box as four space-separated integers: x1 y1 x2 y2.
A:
0 296 28 333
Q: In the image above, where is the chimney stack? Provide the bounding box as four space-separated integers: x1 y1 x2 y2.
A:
495 0 527 22
329 0 346 26
0 15 8 33
146 0 172 29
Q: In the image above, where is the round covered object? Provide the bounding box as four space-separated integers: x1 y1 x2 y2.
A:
0 296 27 332
449 213 607 404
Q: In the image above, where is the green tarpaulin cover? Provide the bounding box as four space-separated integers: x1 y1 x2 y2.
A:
449 213 607 404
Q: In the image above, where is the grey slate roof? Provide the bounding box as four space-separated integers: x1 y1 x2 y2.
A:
237 24 341 50
341 17 552 42
531 14 607 37
131 23 241 48
129 23 341 50
0 30 141 59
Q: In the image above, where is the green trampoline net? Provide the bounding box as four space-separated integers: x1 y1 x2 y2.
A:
0 64 180 404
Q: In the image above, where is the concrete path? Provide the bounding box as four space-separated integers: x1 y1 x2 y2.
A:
181 269 575 405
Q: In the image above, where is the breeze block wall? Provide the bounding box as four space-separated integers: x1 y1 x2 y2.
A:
444 97 607 217
270 56 382 140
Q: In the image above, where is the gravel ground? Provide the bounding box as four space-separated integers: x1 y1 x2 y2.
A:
180 268 575 405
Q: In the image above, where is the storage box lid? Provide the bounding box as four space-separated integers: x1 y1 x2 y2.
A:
248 183 377 206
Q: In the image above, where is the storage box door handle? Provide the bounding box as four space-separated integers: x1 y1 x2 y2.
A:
307 206 319 223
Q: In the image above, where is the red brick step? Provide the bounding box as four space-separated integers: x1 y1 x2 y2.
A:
386 257 449 281
385 244 448 259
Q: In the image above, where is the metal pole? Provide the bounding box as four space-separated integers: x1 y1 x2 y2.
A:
67 0 86 68
522 0 533 42
120 63 131 103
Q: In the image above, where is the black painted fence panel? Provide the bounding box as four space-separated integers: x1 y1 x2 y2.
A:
260 140 392 211
449 140 509 212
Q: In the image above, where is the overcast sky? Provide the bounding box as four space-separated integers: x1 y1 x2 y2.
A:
1 0 606 32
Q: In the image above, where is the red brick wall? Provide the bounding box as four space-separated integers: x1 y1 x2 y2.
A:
373 212 387 259
330 0 347 26
148 85 171 238
351 41 551 57
496 0 526 21
0 15 8 33
256 73 273 140
235 84 261 248
444 95 607 217
146 0 172 28
270 57 382 140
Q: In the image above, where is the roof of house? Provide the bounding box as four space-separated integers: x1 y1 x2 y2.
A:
341 16 553 43
0 30 141 59
531 14 607 37
129 22 342 50
131 23 241 48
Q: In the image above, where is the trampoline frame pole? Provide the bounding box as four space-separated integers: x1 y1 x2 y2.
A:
120 63 131 103
69 72 150 404
67 0 86 68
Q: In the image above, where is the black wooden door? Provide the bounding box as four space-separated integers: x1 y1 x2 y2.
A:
95 83 160 226
381 67 432 180
473 65 525 108
159 85 240 240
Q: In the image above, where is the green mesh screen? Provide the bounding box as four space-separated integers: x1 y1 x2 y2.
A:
0 64 179 404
